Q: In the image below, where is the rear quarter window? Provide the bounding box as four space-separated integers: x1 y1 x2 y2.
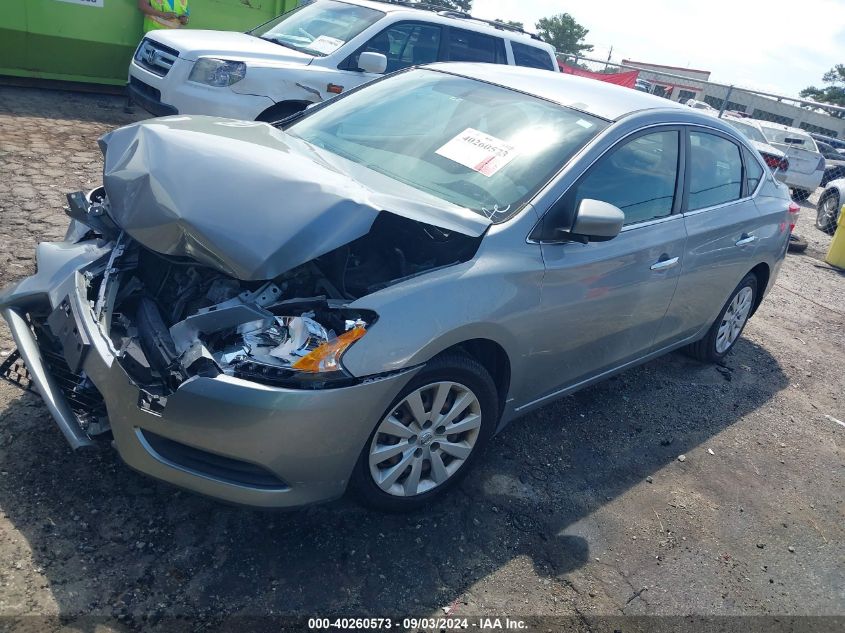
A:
743 147 764 193
511 41 555 71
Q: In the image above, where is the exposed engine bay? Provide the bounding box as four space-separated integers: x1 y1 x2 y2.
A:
76 188 481 403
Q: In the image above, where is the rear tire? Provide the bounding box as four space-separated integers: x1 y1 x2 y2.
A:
787 233 808 253
350 353 498 512
816 190 840 234
684 273 758 363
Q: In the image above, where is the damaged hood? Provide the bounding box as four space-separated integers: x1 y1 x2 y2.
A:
98 116 489 280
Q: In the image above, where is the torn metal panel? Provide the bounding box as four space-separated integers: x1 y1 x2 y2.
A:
98 116 490 281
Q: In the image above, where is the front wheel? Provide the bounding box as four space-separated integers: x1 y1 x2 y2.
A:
684 273 758 362
816 191 840 234
350 354 498 511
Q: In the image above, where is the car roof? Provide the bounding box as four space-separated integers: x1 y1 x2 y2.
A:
425 63 689 121
343 0 550 46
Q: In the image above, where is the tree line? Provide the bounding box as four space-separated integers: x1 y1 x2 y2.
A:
437 0 592 56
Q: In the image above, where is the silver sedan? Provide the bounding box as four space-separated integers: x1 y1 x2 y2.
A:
0 64 792 511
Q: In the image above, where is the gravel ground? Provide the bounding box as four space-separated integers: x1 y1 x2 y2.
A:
0 86 843 632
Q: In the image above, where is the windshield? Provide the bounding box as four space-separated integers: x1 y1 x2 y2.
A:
286 69 607 221
727 120 767 144
250 0 383 57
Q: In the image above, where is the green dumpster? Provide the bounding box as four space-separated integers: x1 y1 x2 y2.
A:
0 0 298 86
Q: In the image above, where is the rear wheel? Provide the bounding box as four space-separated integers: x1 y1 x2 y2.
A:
351 354 498 511
685 273 758 363
816 190 841 234
787 233 808 253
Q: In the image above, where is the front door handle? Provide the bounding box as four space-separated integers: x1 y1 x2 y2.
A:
650 256 679 271
735 234 757 246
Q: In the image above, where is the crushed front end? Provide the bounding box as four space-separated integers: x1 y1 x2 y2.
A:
0 188 433 507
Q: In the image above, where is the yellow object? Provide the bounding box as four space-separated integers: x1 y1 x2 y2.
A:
825 204 845 269
292 327 367 374
144 0 189 32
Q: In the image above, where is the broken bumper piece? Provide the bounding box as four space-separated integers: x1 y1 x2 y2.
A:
0 240 417 508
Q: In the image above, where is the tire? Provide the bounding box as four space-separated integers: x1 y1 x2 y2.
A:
350 353 498 512
791 188 811 202
816 190 841 234
787 233 808 253
684 273 758 363
255 102 307 123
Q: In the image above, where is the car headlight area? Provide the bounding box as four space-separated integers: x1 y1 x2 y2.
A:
188 58 247 87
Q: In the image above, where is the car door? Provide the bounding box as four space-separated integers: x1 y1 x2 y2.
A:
657 127 766 345
528 129 687 402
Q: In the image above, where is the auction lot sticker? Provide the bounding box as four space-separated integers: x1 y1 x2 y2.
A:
307 35 345 55
436 128 519 177
55 0 104 6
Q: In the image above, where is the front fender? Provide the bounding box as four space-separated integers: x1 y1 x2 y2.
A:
341 241 545 407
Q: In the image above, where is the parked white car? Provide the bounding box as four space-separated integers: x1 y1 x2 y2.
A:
685 98 717 113
756 121 826 201
128 0 558 122
723 116 788 183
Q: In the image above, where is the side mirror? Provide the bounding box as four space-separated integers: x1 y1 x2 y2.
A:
358 52 387 74
569 199 625 242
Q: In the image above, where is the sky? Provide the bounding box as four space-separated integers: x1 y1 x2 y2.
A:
472 0 845 97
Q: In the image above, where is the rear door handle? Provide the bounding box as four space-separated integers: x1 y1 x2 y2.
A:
650 256 679 271
736 234 757 246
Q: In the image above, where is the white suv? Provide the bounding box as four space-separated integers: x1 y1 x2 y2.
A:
128 0 559 121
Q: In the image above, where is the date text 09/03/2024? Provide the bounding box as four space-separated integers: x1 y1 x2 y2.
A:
308 617 528 630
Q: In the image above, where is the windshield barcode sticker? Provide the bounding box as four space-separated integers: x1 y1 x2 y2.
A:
435 128 519 177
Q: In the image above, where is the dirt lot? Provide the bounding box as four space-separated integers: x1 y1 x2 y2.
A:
0 86 842 632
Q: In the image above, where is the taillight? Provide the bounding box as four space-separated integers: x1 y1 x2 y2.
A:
761 152 780 169
787 202 800 232
761 152 788 172
817 155 826 171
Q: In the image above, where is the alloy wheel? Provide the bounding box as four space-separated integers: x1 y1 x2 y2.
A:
715 286 754 353
368 381 482 497
819 195 839 230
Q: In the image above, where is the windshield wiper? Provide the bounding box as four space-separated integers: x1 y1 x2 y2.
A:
257 35 302 52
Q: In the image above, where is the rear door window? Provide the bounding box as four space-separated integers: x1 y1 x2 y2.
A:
511 41 555 71
688 131 743 210
445 28 506 63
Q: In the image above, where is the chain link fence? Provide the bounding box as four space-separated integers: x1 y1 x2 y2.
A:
556 54 845 140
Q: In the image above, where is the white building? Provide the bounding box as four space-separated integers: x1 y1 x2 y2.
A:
622 59 845 139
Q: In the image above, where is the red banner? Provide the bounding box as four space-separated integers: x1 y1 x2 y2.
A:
558 63 639 89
